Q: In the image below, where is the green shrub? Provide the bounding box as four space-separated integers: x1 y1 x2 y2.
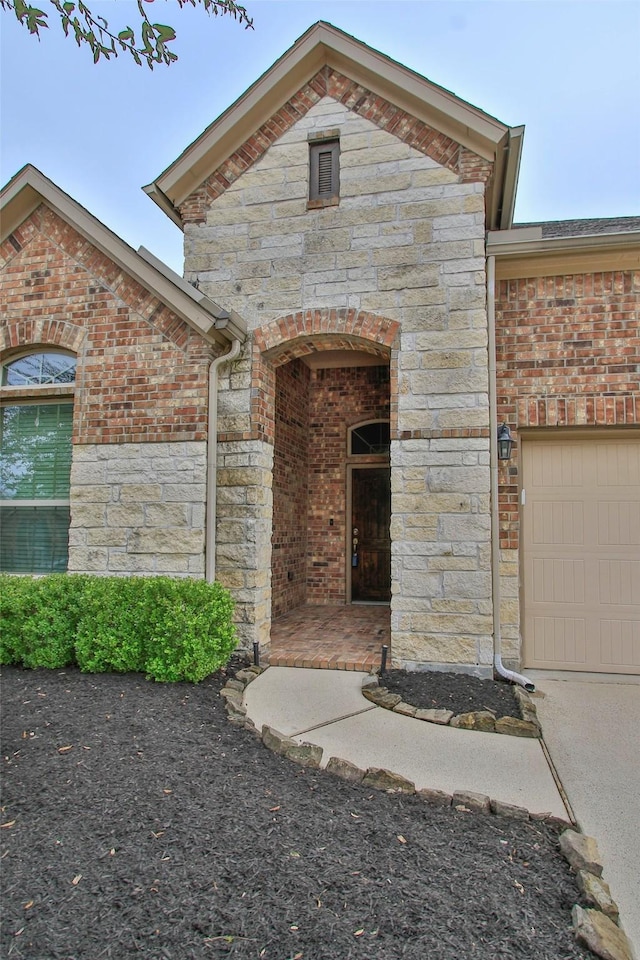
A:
0 574 237 682
74 576 152 674
142 578 237 682
0 575 38 665
0 574 88 668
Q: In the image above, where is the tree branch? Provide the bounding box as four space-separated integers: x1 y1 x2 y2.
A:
0 0 253 67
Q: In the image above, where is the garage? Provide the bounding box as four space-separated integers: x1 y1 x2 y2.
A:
522 436 640 674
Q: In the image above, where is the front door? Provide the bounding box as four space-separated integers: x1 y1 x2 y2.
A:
351 467 391 602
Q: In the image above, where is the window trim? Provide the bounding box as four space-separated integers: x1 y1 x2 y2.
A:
0 351 76 574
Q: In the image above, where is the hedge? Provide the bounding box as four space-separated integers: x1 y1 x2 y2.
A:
0 574 237 682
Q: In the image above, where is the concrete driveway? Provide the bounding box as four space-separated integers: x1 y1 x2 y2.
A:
529 672 640 959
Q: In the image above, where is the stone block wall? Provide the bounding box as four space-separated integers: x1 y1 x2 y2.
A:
183 80 495 668
391 435 492 671
68 442 206 576
215 439 274 649
495 268 640 660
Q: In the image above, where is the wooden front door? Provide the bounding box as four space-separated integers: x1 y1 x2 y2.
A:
351 467 391 602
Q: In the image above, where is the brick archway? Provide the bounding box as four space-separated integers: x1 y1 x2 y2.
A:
0 318 86 358
251 308 400 441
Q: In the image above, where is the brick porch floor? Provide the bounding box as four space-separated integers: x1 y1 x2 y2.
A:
267 604 391 671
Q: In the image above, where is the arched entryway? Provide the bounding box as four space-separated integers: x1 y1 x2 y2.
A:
252 309 399 668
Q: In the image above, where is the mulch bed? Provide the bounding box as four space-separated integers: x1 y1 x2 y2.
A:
1 664 592 960
381 669 521 719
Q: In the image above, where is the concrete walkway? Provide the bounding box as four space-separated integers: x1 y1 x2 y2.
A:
244 666 568 817
529 672 640 960
244 666 640 959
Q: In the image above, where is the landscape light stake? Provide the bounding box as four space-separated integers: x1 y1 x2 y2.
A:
253 641 260 667
380 644 388 675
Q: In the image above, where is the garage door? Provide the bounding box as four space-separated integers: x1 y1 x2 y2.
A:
522 437 640 674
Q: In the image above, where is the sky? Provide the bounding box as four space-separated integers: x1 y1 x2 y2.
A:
2 0 639 273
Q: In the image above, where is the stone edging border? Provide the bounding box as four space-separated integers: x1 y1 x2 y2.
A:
362 673 542 738
220 664 634 960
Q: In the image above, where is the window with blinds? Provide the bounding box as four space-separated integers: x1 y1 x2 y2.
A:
309 138 340 201
1 353 76 573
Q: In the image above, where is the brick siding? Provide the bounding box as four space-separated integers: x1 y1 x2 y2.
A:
272 359 310 616
307 364 390 605
250 309 399 447
271 359 390 616
0 206 214 445
496 269 640 550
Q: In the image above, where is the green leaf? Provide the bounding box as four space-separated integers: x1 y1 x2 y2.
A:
153 23 176 42
25 6 47 33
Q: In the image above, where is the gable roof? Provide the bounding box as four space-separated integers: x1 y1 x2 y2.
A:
145 21 523 231
1 165 246 345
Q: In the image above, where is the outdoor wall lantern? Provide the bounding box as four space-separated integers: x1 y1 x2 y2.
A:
497 422 514 461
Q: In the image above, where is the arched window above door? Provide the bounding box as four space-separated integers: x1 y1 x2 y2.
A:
349 420 390 456
1 351 76 573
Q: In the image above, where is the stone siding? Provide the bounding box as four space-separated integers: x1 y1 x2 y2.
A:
215 438 274 650
68 442 206 576
184 93 493 668
391 436 492 671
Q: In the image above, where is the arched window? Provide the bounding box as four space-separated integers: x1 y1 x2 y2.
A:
349 420 390 456
1 352 76 573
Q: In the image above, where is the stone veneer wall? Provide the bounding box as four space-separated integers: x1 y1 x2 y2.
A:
215 438 274 650
184 87 495 670
495 269 640 662
68 442 206 576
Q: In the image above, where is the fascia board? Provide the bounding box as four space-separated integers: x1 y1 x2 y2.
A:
488 228 640 280
487 229 640 257
149 22 510 211
1 166 241 345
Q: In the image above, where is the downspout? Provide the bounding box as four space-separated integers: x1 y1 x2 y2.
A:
205 338 242 583
487 254 535 691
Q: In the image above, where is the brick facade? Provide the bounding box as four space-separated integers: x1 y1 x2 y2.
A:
496 269 640 550
306 364 390 605
0 206 217 577
1 207 213 444
5 28 637 672
270 358 391 619
272 359 310 616
495 268 640 658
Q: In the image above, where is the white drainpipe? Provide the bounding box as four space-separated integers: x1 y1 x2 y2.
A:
487 255 535 692
205 338 242 583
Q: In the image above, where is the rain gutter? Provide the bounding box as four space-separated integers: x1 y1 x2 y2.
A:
486 253 535 692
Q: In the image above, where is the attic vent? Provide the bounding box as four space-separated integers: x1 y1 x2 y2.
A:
309 138 339 203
